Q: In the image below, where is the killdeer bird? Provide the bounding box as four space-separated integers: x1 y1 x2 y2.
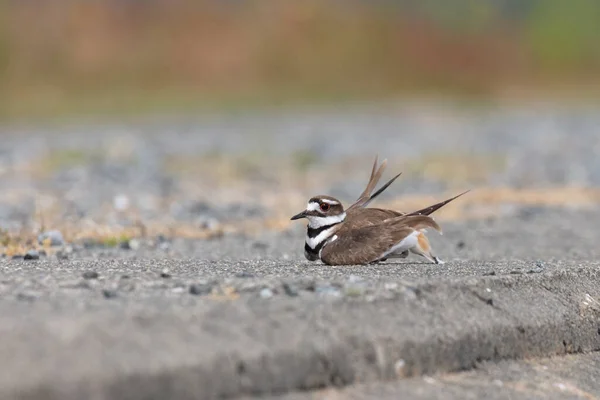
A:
290 157 469 265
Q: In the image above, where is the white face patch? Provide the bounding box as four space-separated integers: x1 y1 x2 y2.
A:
306 212 346 228
305 225 338 250
306 202 320 212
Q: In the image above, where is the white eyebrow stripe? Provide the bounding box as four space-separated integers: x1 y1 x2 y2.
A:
320 198 340 205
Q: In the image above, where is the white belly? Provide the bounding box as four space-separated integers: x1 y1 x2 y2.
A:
379 231 419 259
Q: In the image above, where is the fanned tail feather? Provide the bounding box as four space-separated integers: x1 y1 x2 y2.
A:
348 155 403 211
362 171 402 208
396 215 442 233
348 156 388 210
405 189 471 217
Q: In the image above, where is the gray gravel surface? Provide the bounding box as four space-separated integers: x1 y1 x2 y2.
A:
0 103 599 233
1 206 600 399
1 104 600 399
1 258 599 399
16 205 598 262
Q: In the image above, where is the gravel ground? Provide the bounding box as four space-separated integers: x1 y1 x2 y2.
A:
0 103 599 239
1 205 600 399
1 103 600 399
5 205 599 262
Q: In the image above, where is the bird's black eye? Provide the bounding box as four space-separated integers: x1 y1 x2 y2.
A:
320 203 330 212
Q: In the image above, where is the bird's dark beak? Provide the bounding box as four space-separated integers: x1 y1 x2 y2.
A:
290 210 308 220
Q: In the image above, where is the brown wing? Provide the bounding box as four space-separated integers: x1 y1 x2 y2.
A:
347 156 402 211
345 207 403 230
320 215 440 265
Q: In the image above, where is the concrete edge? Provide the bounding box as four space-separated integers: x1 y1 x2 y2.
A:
5 267 600 400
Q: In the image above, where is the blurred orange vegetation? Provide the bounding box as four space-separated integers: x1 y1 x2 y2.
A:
1 0 599 119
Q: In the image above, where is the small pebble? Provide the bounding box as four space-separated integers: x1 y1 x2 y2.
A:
528 260 546 274
24 250 40 260
197 216 220 230
82 271 99 280
296 279 316 292
113 194 130 211
119 240 131 250
102 289 118 299
128 239 141 251
282 283 299 297
456 240 466 249
11 255 23 260
315 285 341 297
402 286 420 301
156 234 168 243
252 241 268 250
260 288 274 299
235 271 254 278
189 283 213 296
17 292 39 302
160 270 172 279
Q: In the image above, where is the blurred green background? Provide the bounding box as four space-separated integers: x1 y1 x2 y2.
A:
1 0 599 121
